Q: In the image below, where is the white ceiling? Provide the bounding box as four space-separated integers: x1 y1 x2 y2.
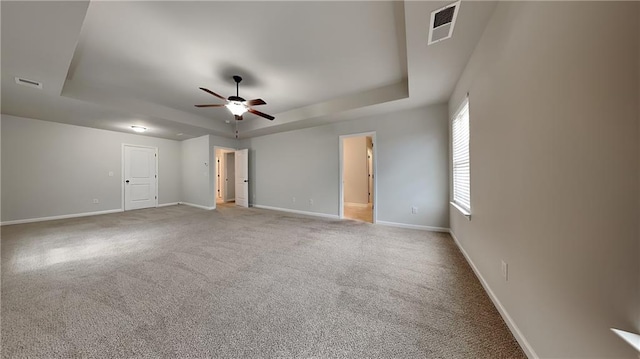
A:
1 1 497 140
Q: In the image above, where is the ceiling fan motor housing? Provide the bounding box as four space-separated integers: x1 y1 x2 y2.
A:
228 96 245 102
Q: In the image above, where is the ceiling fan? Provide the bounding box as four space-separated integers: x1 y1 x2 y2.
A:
195 75 274 121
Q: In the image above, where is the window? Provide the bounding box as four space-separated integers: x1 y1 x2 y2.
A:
452 98 471 215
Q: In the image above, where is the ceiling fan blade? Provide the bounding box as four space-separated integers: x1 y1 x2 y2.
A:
199 87 226 100
194 104 226 107
249 109 275 121
235 114 243 121
245 98 266 106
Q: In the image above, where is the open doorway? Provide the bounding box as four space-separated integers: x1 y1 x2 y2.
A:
214 147 236 205
340 133 376 223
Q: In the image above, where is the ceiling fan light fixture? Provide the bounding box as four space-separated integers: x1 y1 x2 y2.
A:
131 125 147 133
226 101 248 116
196 75 273 123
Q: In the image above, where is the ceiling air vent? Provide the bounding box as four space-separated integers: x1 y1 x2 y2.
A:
428 1 461 45
15 76 43 89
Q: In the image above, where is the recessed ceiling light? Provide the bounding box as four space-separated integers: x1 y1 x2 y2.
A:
131 126 147 133
177 133 184 136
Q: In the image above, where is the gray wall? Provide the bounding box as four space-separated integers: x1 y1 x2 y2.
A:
181 134 237 209
1 115 239 221
448 2 639 358
1 114 182 222
181 135 211 208
243 104 449 229
181 135 237 208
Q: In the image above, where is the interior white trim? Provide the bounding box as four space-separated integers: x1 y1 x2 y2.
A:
339 131 377 223
449 229 538 359
377 221 449 233
1 209 123 226
253 204 340 220
450 201 471 219
157 202 179 208
610 329 640 355
180 202 215 210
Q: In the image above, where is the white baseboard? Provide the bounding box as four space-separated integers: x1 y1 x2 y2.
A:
180 202 215 210
449 230 538 359
376 220 449 233
1 208 124 226
344 202 369 208
253 204 340 219
157 202 179 208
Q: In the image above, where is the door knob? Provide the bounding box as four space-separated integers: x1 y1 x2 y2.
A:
244 180 248 183
125 180 130 183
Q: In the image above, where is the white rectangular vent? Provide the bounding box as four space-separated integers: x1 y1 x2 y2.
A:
428 1 461 45
15 76 42 89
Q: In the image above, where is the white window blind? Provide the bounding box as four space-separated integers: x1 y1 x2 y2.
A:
452 99 470 213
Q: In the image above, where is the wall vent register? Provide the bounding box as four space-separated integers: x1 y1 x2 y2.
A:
428 1 461 45
14 77 42 89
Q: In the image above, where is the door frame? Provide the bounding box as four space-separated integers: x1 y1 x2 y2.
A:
339 132 377 223
213 146 237 208
121 144 158 211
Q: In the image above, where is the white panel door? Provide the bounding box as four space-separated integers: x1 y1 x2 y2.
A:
235 149 249 208
124 145 157 210
225 152 235 202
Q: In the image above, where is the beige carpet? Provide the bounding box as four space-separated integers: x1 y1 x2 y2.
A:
1 204 525 358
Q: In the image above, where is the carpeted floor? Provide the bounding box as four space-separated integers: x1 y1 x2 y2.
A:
1 205 525 358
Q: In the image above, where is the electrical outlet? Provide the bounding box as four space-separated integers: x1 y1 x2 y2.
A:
411 206 418 214
92 199 99 204
309 199 314 206
292 197 296 203
501 260 508 281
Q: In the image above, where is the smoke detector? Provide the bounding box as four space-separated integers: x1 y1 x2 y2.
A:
15 76 42 89
428 1 461 45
